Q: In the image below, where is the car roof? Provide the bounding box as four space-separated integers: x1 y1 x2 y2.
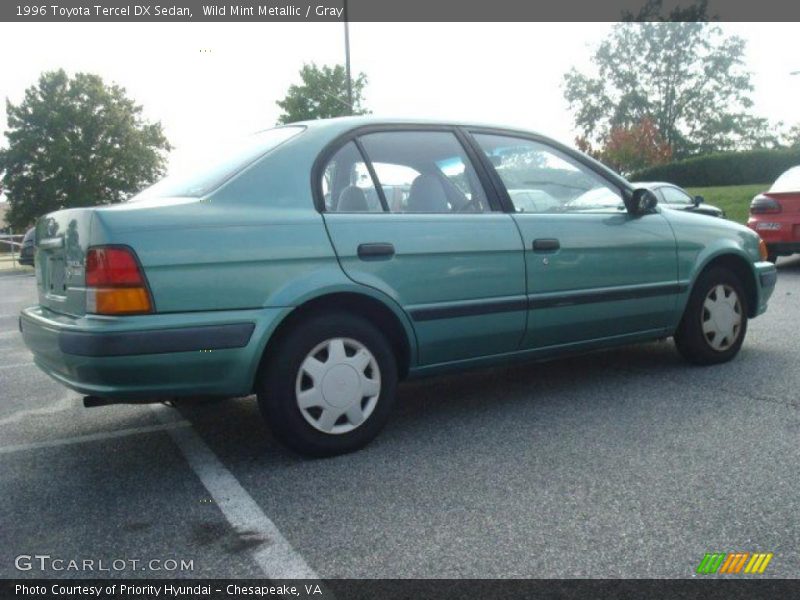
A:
291 115 537 130
285 116 571 144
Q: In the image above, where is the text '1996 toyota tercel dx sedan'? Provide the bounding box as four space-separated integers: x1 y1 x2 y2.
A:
20 118 777 456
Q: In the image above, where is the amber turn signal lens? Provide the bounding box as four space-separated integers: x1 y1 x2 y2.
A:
758 238 769 261
87 287 152 315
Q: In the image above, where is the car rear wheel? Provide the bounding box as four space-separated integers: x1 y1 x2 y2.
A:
257 312 398 457
674 267 748 365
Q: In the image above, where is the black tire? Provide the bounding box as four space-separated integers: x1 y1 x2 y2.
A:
674 266 748 365
257 311 398 457
767 251 778 264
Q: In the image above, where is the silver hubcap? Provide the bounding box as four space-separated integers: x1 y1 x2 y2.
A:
702 284 742 352
295 338 381 435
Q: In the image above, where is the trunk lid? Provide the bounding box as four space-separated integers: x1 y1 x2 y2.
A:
765 191 800 214
35 208 94 317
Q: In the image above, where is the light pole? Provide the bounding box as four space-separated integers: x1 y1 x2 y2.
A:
344 0 353 115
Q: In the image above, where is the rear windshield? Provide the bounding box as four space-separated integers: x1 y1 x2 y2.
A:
130 126 304 201
770 166 800 193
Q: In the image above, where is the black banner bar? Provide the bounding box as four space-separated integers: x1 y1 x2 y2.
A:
3 579 799 600
2 0 800 22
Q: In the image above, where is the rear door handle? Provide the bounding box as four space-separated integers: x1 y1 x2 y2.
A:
357 242 395 259
532 238 560 252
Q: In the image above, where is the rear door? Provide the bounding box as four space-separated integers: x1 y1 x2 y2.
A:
468 132 679 350
320 128 527 366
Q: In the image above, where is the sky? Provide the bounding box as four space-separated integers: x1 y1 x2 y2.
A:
0 21 799 195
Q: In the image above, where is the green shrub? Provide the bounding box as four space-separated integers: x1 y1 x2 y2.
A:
631 148 800 187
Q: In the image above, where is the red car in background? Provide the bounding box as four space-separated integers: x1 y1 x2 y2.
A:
748 166 800 263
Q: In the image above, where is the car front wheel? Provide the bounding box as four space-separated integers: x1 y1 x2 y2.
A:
674 266 748 365
257 312 398 457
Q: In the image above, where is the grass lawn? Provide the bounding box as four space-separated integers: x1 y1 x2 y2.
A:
685 183 768 224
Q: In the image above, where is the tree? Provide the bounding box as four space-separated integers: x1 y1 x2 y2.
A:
787 124 800 148
579 117 672 175
564 0 777 160
276 63 369 125
0 70 170 230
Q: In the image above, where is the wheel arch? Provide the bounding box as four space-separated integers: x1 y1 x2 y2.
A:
253 288 417 390
689 250 759 318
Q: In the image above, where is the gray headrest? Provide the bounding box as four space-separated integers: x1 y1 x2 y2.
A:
407 175 449 213
338 186 369 212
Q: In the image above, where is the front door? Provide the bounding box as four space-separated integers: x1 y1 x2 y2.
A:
320 129 527 366
469 132 679 350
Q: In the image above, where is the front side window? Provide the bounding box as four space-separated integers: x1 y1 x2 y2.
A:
471 133 623 213
660 186 692 206
357 131 490 213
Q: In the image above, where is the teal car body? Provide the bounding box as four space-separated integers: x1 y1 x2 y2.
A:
20 117 776 428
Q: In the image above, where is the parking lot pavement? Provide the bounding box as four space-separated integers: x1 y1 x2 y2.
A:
1 262 798 579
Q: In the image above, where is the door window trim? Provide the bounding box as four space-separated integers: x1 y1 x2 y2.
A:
352 138 390 212
311 124 506 214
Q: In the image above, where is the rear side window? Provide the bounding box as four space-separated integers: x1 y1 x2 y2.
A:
320 130 491 214
131 126 304 201
323 142 384 212
359 131 490 213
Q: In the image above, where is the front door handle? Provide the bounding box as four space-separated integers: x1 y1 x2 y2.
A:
532 238 560 252
357 242 395 259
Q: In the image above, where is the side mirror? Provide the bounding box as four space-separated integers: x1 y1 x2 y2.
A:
693 195 704 207
629 188 659 215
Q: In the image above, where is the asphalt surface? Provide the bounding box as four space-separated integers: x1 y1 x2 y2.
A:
1 261 798 579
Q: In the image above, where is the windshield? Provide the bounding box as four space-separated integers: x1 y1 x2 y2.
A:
130 126 304 201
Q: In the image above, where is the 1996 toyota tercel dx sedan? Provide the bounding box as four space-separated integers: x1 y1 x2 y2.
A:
20 118 777 456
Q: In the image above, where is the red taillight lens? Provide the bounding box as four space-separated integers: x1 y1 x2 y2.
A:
86 247 144 286
750 196 782 215
85 246 152 314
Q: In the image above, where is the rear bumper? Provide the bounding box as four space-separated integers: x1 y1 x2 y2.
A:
754 261 777 316
763 242 800 256
19 305 290 399
748 217 800 253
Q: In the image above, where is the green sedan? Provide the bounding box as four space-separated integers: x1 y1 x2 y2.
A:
20 118 777 456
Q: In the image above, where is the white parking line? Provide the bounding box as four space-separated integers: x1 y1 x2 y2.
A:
150 404 320 581
0 421 191 455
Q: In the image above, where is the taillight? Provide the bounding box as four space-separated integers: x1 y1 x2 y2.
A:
750 195 782 215
85 246 153 315
759 238 769 261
